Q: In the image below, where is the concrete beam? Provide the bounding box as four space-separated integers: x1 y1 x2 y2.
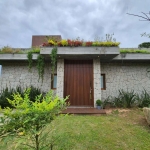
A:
40 47 120 55
0 54 38 60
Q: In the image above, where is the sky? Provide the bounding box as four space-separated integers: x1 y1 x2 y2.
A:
0 0 150 48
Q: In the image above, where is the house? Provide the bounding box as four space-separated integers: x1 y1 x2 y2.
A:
0 35 150 108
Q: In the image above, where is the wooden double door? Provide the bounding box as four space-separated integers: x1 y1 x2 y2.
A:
64 60 93 106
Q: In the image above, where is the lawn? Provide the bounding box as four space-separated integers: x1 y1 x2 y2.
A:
1 108 150 150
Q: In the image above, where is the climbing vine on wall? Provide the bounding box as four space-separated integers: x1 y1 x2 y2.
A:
50 47 57 80
27 51 33 71
27 47 57 82
37 54 45 82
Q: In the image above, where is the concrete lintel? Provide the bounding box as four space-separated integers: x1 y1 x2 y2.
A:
40 47 119 55
113 53 150 60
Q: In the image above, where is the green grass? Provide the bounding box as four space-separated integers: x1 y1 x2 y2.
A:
1 109 150 150
120 49 150 54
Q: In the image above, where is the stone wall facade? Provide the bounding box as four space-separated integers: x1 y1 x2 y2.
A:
0 62 51 93
101 62 150 100
56 59 64 98
1 60 150 107
93 59 101 107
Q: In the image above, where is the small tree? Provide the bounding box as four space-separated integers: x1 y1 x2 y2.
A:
0 89 68 150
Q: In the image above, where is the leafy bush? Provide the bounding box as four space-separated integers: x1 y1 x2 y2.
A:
119 90 137 108
136 90 150 108
104 89 137 108
0 86 45 108
29 85 45 102
102 96 114 109
0 89 68 150
0 87 15 108
96 99 102 106
138 42 150 48
0 46 21 54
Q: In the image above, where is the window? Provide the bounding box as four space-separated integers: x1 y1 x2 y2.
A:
51 74 57 89
0 65 2 76
101 74 106 90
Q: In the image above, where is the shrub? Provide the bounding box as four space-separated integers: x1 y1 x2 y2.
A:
136 90 150 108
143 107 150 125
0 89 68 150
138 42 150 48
0 46 21 54
0 86 45 108
102 96 114 109
118 89 137 108
96 99 102 106
0 87 15 108
29 85 45 102
110 89 137 108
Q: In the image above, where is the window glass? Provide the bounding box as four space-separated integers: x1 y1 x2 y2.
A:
53 75 57 89
101 74 105 90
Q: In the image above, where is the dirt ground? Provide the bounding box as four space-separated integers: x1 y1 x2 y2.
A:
105 108 131 114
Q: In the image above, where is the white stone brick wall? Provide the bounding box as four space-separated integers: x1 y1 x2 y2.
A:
1 60 150 106
93 59 101 107
0 62 51 93
56 59 64 98
101 62 150 100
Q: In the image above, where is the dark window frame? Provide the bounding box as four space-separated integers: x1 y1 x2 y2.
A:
0 65 2 76
51 74 57 89
101 74 106 90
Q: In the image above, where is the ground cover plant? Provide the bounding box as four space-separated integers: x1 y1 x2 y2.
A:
0 46 22 54
120 49 150 54
103 89 150 109
0 109 150 150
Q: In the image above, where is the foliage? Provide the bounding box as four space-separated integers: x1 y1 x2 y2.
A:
30 47 40 53
37 54 45 81
28 85 45 102
103 89 150 108
104 89 137 108
102 96 115 109
48 39 57 46
60 39 68 46
96 99 102 106
0 86 45 108
118 89 137 108
136 90 150 108
27 47 40 71
50 47 57 80
120 49 150 53
0 89 68 150
27 51 33 71
42 35 120 47
0 86 24 109
0 46 21 54
138 42 150 48
0 87 16 109
67 38 83 47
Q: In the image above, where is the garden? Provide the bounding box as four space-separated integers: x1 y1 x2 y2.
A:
0 86 150 149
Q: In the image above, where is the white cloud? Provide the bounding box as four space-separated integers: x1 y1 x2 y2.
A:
0 0 150 48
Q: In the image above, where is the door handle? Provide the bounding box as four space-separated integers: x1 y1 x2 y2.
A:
90 81 92 100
